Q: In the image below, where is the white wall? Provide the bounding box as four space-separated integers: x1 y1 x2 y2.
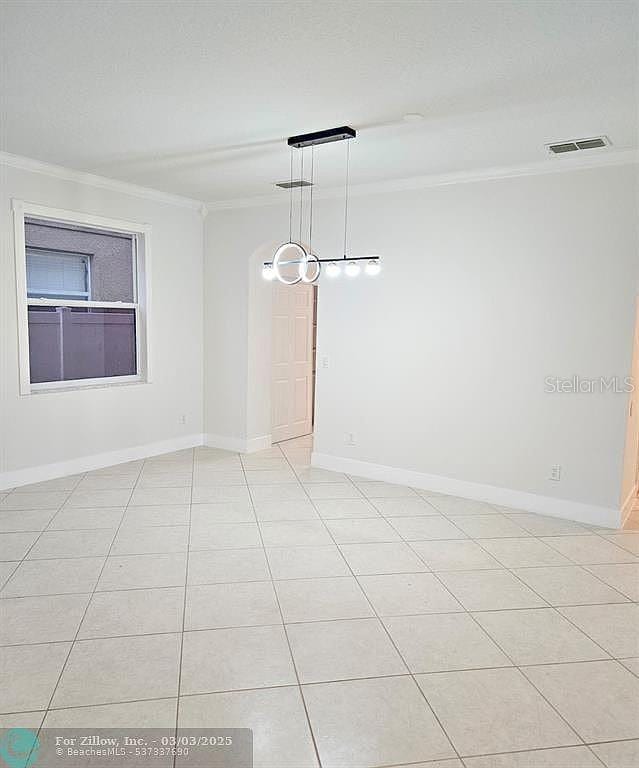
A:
6 156 634 523
203 205 289 448
0 162 204 486
204 163 638 524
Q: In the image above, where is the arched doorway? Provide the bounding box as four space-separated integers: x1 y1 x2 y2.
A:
246 241 318 449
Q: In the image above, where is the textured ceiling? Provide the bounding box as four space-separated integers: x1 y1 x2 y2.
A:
1 0 636 203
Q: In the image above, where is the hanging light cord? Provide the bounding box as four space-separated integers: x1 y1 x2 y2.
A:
343 139 350 259
309 145 315 257
299 148 304 245
288 147 293 243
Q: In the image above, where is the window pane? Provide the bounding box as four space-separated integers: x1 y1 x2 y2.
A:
28 306 137 384
27 250 89 300
25 217 135 302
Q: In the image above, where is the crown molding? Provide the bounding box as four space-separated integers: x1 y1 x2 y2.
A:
205 148 639 212
3 146 635 216
0 151 204 211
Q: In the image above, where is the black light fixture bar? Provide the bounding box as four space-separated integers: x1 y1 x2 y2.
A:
263 255 379 267
288 126 356 148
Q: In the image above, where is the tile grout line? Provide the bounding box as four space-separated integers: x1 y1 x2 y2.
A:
396 540 594 757
467 536 632 660
3 573 633 601
5 690 630 767
2 623 637 669
354 494 596 755
460 531 624 762
536 530 639 564
0 473 91 594
172 447 195 768
2 535 636 560
381 493 635 600
32 462 142 744
239 441 325 768
283 447 465 766
400 499 632 761
3 444 636 764
2 545 636 588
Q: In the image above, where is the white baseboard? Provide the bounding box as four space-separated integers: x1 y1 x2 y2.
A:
205 433 272 454
311 451 621 529
1 433 205 491
245 435 272 453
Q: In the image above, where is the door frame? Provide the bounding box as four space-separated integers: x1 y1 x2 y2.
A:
621 297 639 526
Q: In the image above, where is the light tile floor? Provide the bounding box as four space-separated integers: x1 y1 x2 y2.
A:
1 435 638 767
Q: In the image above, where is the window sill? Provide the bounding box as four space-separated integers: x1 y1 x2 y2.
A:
27 375 148 395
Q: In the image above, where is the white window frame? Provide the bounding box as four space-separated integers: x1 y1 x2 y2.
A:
13 200 152 395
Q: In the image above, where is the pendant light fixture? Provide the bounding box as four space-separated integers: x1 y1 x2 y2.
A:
262 126 381 284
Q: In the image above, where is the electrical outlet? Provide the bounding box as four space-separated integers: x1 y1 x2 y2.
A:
321 356 330 369
344 432 356 447
179 414 187 425
550 465 562 482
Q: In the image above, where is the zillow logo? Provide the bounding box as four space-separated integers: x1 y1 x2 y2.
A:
0 729 40 768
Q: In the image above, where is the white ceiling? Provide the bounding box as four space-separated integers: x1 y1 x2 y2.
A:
1 1 637 204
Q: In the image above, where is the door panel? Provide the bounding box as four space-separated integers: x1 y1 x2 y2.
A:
294 315 309 361
271 283 315 443
293 375 310 422
272 316 289 364
272 379 289 431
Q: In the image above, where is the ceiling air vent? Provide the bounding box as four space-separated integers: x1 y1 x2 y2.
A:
275 179 313 189
576 137 608 150
547 136 610 155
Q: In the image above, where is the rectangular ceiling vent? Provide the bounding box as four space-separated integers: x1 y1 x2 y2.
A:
547 136 610 155
275 179 314 189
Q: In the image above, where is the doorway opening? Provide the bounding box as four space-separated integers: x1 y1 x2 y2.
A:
622 298 639 529
270 280 318 444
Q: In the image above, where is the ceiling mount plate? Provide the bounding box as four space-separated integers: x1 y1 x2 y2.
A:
275 179 314 189
288 126 356 148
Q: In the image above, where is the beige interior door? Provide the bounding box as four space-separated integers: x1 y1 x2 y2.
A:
271 282 315 443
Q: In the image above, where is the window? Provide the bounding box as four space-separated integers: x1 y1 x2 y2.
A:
27 249 91 300
13 202 151 393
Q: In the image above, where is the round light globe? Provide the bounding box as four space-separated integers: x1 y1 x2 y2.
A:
326 262 341 278
345 261 361 277
365 259 381 276
262 265 275 281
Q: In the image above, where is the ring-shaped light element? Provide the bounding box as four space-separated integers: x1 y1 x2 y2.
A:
326 261 341 278
300 252 321 283
345 261 361 277
272 241 307 285
262 264 276 281
365 259 381 276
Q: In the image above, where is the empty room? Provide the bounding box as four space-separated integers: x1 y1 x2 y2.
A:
1 1 638 767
